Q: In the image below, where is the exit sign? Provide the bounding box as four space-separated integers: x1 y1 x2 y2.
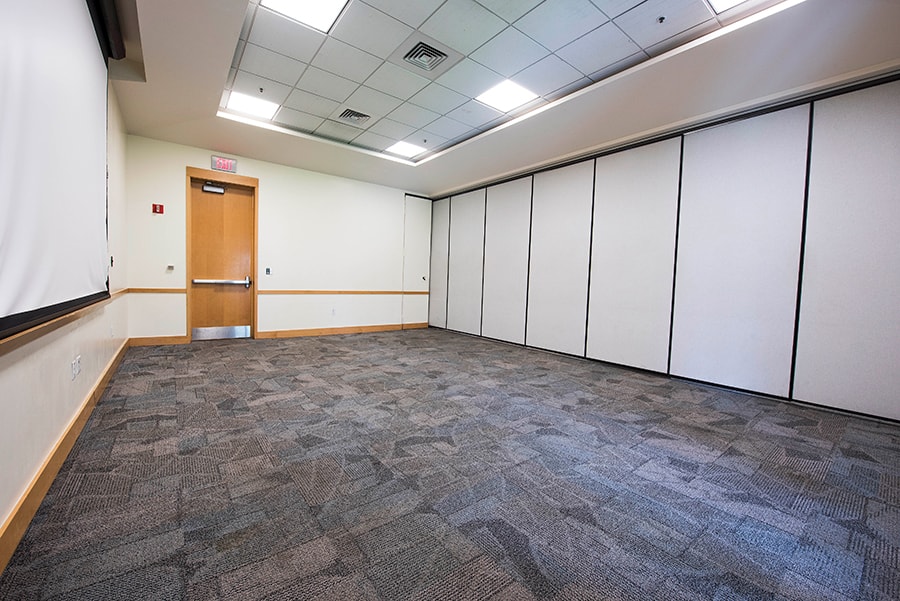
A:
211 155 237 173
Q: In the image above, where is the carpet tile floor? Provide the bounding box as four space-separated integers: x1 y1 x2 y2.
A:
1 329 898 600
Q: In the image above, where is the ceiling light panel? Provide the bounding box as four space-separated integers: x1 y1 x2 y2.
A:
385 141 426 158
226 91 279 119
476 80 538 113
260 0 349 33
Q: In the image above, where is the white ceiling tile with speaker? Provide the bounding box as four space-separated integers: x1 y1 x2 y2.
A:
221 0 803 162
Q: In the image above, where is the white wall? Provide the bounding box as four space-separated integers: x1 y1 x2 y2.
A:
126 135 427 337
527 162 594 356
0 86 129 533
402 195 431 325
482 177 531 345
446 189 485 335
794 81 900 420
587 139 680 372
671 106 808 396
428 79 900 421
428 199 450 328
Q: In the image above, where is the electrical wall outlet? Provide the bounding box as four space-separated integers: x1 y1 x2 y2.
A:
71 355 81 380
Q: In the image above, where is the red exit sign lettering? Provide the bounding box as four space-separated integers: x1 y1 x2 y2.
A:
211 155 237 173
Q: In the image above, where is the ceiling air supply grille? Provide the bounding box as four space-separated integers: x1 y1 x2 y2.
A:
338 109 370 124
403 42 447 72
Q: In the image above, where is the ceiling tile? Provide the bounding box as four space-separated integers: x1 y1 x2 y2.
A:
365 62 430 100
420 0 508 55
404 130 448 151
470 27 549 78
408 83 469 114
274 107 325 132
248 8 325 63
436 58 504 99
239 43 307 86
232 70 292 104
447 100 504 127
423 116 471 139
232 40 246 69
284 88 340 118
312 37 383 83
331 2 413 59
515 0 609 51
388 103 441 129
556 22 641 76
475 0 543 23
589 0 644 19
353 130 396 151
368 118 417 139
514 54 583 97
360 0 446 28
297 66 359 102
587 50 646 81
240 3 255 41
614 0 714 48
315 120 364 142
340 86 404 120
644 18 719 57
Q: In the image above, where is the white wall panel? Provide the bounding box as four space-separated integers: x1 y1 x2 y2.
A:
258 294 402 331
128 293 187 338
428 199 450 327
446 189 486 335
403 195 431 325
527 161 594 355
671 106 809 396
794 81 900 420
482 178 532 344
587 139 680 372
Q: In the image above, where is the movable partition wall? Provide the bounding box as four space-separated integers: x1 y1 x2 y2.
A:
428 78 900 422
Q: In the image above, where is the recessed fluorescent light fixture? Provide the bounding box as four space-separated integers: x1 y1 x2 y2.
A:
226 91 279 119
476 80 538 113
260 0 349 33
708 0 749 13
385 141 426 158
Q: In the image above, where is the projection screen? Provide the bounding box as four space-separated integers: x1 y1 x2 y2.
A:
0 0 110 340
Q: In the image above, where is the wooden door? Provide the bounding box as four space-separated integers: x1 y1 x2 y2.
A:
189 178 254 340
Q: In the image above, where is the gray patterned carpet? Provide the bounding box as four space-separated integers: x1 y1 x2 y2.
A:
1 329 898 600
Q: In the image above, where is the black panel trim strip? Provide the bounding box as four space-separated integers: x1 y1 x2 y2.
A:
788 103 816 399
523 176 535 345
583 159 597 358
667 136 686 375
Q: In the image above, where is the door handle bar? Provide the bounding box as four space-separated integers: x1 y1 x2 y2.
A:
192 276 252 288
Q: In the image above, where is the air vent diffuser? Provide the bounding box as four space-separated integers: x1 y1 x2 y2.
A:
338 109 370 124
388 33 464 81
403 42 447 72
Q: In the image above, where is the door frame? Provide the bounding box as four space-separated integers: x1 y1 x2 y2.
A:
185 166 259 341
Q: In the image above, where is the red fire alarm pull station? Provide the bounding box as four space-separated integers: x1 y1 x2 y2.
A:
152 204 164 214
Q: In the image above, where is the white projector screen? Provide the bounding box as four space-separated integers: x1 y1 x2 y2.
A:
0 0 110 339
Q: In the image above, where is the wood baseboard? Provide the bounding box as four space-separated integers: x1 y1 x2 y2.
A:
256 323 409 339
129 335 191 346
402 322 429 330
0 339 130 575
